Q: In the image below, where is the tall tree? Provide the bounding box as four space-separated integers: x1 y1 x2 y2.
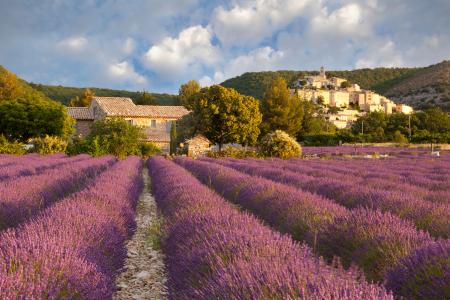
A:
170 120 177 155
69 89 94 107
0 69 23 101
136 91 157 105
194 85 262 150
179 80 200 109
261 77 303 136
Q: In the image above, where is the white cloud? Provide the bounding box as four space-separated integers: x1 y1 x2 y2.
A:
212 0 311 46
311 3 370 37
143 25 220 77
108 61 147 85
122 37 136 55
201 46 285 85
355 40 404 68
57 36 88 51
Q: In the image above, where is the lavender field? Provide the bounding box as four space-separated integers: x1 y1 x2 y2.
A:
0 153 448 299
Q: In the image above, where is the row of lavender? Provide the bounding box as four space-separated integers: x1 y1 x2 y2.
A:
148 156 392 299
0 153 91 181
302 145 438 156
0 156 142 298
0 155 116 230
176 157 449 299
211 157 449 237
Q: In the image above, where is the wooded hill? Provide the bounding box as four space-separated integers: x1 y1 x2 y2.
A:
29 83 180 106
221 61 450 112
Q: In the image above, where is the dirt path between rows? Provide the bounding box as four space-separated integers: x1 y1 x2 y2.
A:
114 168 167 300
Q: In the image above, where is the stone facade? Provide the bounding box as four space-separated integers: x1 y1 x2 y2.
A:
185 135 211 158
68 97 189 153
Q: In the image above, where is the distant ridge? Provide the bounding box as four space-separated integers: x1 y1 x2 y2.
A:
220 61 449 112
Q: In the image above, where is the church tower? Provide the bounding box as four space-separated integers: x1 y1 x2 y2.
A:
320 66 326 78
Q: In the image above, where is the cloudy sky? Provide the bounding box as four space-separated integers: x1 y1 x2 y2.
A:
0 0 449 93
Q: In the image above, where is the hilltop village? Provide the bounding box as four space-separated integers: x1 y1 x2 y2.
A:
290 67 413 129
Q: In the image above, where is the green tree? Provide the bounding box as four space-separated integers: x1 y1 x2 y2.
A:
351 111 389 142
261 77 303 136
0 69 24 101
69 89 94 107
179 80 201 109
416 107 450 133
393 130 408 144
86 118 146 159
136 91 157 105
194 85 262 150
0 95 74 141
340 81 351 88
170 120 177 155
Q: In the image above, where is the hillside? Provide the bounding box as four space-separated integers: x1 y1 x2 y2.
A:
220 68 416 100
380 61 450 112
28 83 180 106
220 62 450 112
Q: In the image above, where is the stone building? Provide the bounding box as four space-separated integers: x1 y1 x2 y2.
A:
184 134 212 158
67 97 189 153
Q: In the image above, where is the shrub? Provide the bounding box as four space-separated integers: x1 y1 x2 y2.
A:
393 130 408 144
139 142 161 157
30 135 68 154
207 146 260 159
259 130 301 159
0 135 26 155
86 118 145 159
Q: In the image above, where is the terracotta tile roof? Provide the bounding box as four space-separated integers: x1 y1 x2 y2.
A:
93 97 190 118
67 107 94 120
143 129 170 142
135 105 190 118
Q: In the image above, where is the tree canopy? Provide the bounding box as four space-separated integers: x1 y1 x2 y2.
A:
261 77 303 136
69 88 94 107
179 80 201 109
192 85 262 149
0 95 74 141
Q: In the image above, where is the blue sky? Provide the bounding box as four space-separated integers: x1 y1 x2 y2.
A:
0 0 449 94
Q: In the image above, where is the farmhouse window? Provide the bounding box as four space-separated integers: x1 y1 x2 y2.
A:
151 120 157 128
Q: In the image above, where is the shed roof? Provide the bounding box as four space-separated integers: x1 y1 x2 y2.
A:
67 107 94 120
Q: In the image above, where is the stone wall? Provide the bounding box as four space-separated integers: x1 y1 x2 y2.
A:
75 120 93 137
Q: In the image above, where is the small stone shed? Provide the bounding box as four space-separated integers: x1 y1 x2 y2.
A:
184 134 212 158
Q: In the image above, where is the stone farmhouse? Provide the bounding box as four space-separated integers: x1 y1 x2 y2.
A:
67 97 189 153
291 67 413 128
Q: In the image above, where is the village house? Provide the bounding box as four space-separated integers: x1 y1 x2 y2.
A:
67 97 190 153
290 67 414 128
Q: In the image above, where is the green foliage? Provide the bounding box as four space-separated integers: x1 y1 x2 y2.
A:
170 121 177 155
207 146 261 159
393 130 408 144
221 68 417 100
139 142 161 157
68 89 94 107
135 91 157 105
28 83 180 106
85 118 146 159
178 80 201 109
193 85 262 149
0 135 26 155
340 81 351 88
301 133 340 146
30 135 68 154
0 95 74 142
261 77 303 136
260 130 302 159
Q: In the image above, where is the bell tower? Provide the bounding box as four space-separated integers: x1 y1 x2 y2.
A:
320 66 326 78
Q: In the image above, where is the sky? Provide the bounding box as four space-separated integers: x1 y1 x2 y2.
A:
0 0 449 94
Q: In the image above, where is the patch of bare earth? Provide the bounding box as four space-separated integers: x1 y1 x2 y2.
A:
114 168 167 300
